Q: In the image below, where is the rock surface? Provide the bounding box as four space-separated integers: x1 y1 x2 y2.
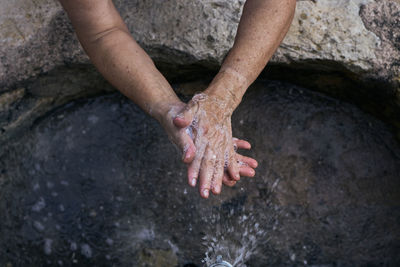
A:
0 80 399 266
1 0 399 86
0 0 400 146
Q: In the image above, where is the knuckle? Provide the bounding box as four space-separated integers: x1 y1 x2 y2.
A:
205 158 214 165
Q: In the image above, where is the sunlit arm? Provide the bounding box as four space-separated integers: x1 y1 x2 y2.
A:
205 0 297 107
58 0 181 122
59 0 197 164
172 0 296 198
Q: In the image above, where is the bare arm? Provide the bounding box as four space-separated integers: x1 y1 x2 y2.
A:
58 0 180 121
206 0 297 105
174 0 296 198
59 0 200 165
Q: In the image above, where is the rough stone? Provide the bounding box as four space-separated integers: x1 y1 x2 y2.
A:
274 0 381 72
0 66 114 147
0 88 25 112
360 0 400 98
0 0 399 87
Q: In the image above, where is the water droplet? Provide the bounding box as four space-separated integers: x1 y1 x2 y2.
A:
70 242 77 251
33 221 45 232
106 238 114 246
46 181 54 189
80 244 92 258
44 239 53 255
60 180 69 186
87 115 99 124
290 253 296 261
35 163 41 171
32 197 46 212
33 183 40 191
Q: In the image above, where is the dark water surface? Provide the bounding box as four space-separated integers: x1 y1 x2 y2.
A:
0 80 399 266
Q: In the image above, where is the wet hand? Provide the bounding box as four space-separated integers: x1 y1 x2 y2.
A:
220 138 258 187
173 93 258 198
158 101 197 164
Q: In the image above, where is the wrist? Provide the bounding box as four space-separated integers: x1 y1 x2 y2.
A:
151 97 184 124
204 68 249 112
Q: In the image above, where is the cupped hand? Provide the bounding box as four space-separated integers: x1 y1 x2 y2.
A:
173 93 258 198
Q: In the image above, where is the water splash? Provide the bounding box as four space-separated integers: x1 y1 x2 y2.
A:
201 210 267 267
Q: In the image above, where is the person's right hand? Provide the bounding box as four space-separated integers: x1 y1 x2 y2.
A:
157 101 197 164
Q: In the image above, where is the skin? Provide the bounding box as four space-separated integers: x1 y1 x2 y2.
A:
58 0 296 198
173 0 297 198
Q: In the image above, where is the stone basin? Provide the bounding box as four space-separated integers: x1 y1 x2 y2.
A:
0 79 399 266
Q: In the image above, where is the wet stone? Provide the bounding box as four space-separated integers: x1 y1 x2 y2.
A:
0 80 399 266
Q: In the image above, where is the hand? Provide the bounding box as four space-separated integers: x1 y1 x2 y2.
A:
220 138 258 188
157 101 197 164
173 93 258 198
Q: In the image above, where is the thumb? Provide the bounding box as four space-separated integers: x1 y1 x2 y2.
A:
173 107 194 128
180 134 196 164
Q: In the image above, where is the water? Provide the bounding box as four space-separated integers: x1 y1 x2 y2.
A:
202 212 267 266
0 80 399 266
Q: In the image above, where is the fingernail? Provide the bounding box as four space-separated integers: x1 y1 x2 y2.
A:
236 174 240 179
191 178 197 186
203 189 209 198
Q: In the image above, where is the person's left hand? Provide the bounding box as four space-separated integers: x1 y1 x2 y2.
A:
173 92 257 198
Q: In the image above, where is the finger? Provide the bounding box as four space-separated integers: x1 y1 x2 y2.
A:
236 154 258 169
224 164 255 180
199 148 215 199
173 111 193 128
211 158 224 195
222 173 236 187
182 142 196 164
173 101 198 128
222 153 258 181
239 165 256 177
227 153 240 181
187 135 207 187
233 138 251 150
180 130 196 164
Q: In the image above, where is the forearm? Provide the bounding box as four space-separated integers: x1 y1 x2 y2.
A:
59 0 180 121
206 0 296 109
82 29 180 121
